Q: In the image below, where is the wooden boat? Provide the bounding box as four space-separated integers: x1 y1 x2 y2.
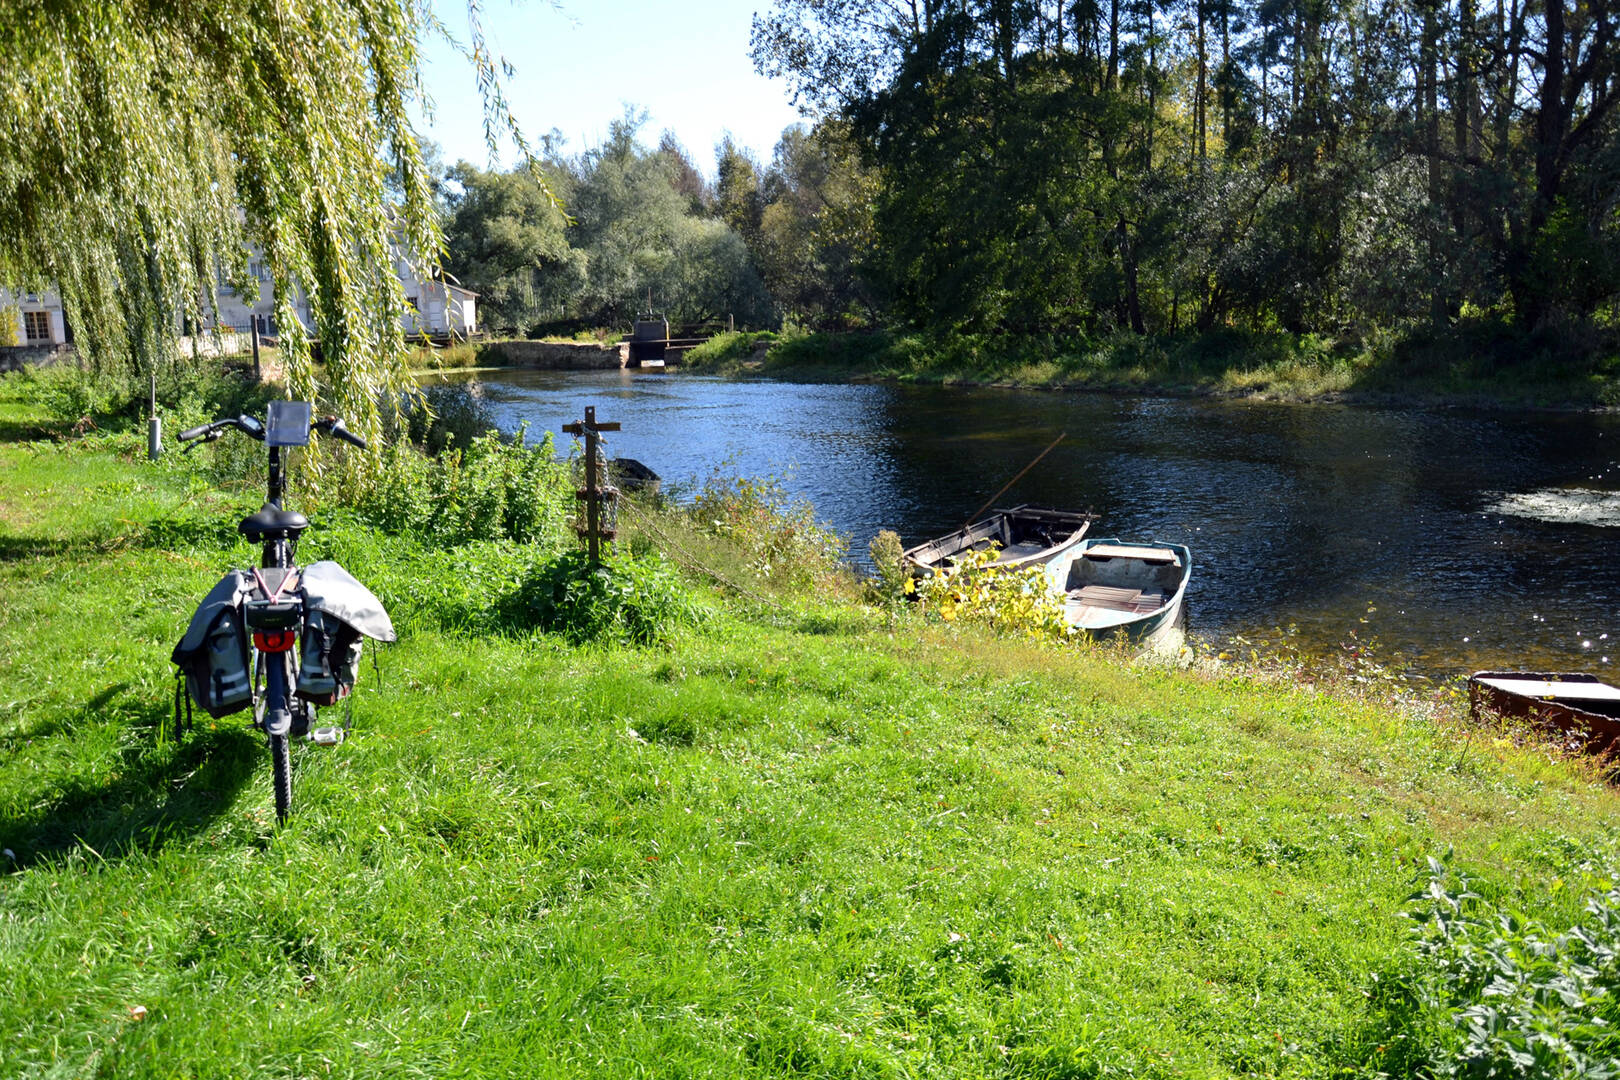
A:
1467 671 1620 757
1046 538 1192 650
902 505 1097 579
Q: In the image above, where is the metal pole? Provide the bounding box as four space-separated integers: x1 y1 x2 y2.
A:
147 372 162 459
584 406 600 565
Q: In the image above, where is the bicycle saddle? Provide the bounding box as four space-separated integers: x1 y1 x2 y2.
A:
239 504 310 540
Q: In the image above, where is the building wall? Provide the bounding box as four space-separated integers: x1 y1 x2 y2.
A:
212 260 310 336
0 288 67 345
402 280 478 336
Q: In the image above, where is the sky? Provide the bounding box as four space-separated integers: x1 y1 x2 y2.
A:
416 0 809 177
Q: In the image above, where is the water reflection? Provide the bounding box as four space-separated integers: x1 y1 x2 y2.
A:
445 368 1620 676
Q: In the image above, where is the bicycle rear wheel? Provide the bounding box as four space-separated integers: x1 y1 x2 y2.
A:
259 649 298 825
270 731 292 824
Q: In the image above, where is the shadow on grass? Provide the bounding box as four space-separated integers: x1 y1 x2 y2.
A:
0 517 241 564
0 417 77 444
0 534 77 563
0 691 260 870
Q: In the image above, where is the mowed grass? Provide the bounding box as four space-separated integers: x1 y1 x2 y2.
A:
2 418 1618 1076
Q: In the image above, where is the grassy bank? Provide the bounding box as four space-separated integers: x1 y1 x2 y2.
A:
684 324 1620 409
3 373 1619 1077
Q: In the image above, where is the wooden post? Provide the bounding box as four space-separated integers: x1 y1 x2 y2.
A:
563 405 622 565
250 320 262 383
584 412 600 564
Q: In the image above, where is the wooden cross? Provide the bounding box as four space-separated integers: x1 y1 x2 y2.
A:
563 405 621 564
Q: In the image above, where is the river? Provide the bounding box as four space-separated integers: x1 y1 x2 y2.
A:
441 368 1620 676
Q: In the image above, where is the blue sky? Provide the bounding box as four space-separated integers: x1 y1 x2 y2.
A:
417 0 808 176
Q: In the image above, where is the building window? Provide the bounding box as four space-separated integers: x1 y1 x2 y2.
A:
23 311 51 342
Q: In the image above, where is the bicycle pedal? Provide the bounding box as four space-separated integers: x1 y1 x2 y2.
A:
307 726 345 747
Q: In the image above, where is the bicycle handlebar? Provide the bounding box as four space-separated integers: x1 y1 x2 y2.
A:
177 413 367 450
315 417 368 450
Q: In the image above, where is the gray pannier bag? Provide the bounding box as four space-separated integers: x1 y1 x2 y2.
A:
296 561 396 705
172 571 255 718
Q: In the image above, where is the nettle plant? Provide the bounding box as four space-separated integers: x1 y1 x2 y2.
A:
916 545 1073 642
1405 857 1620 1077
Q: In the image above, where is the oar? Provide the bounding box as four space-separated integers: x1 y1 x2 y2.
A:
963 432 1067 529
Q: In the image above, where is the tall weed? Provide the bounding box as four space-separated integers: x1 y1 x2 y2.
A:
916 544 1074 641
688 470 848 590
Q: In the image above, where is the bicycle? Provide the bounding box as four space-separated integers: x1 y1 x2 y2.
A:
174 400 377 824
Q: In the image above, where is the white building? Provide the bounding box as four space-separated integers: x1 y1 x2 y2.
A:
213 251 476 339
399 271 478 338
0 287 67 346
211 257 311 338
4 242 477 350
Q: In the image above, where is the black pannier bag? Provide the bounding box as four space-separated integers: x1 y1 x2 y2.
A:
296 561 396 704
172 571 255 717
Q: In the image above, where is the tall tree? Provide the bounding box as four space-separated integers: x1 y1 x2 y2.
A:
442 162 585 331
0 0 525 443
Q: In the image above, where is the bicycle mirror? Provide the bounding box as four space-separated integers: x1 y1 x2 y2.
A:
266 401 313 447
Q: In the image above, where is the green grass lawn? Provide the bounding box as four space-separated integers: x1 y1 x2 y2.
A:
2 379 1617 1077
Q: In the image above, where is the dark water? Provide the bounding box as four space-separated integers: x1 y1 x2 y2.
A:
445 368 1620 675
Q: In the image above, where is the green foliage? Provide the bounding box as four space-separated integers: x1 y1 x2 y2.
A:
501 548 704 645
397 382 501 456
1406 859 1620 1077
754 0 1620 340
866 528 909 600
411 341 483 371
18 360 275 441
567 118 776 328
444 116 778 330
442 161 586 330
754 122 878 329
11 432 1620 1076
688 470 848 589
360 426 572 548
680 330 778 370
916 544 1074 642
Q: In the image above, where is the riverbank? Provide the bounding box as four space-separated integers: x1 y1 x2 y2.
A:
683 324 1620 410
3 370 1619 1075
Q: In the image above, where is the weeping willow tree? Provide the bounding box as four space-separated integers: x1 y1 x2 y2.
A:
0 0 492 447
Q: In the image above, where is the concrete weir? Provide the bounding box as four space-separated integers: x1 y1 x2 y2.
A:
478 340 631 370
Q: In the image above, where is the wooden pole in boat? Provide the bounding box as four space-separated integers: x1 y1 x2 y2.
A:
963 433 1067 529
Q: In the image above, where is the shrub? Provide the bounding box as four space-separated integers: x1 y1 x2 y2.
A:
917 544 1073 641
397 382 500 456
867 529 909 602
360 426 571 548
500 549 704 646
687 470 848 590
